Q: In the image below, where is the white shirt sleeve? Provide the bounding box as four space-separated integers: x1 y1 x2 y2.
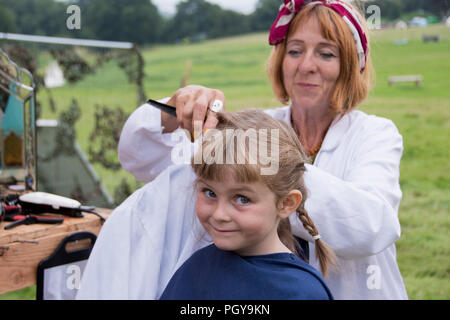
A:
291 116 404 260
118 99 193 182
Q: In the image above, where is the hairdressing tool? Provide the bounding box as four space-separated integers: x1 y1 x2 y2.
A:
17 192 105 222
4 214 64 230
146 99 176 117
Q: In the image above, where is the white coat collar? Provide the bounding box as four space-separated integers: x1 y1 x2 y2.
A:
320 112 351 152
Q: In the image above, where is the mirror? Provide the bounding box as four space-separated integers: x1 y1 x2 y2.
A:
0 48 36 192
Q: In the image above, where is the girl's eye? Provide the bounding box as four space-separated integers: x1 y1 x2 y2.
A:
203 188 216 199
235 195 250 205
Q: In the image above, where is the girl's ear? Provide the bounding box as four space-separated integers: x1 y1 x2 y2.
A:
278 190 302 219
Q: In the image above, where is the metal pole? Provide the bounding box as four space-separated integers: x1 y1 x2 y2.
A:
0 32 134 50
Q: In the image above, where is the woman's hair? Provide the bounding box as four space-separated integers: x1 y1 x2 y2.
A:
266 3 374 115
191 109 337 276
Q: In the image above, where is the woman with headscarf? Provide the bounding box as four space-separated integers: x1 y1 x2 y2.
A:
78 0 407 300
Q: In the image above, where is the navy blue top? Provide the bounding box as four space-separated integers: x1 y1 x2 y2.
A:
160 244 333 300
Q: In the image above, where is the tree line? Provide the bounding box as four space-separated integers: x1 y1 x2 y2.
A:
0 0 448 45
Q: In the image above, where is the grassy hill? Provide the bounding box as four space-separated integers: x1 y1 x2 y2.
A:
2 23 449 299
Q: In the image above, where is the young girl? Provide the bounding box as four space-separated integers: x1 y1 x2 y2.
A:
160 109 336 300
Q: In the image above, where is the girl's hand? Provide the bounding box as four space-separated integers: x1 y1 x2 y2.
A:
162 85 226 139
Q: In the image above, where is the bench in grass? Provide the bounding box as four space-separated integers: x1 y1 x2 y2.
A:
388 75 422 87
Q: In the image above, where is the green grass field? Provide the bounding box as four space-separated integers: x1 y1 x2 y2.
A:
1 24 449 300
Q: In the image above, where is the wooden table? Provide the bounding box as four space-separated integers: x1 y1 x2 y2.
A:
0 208 111 294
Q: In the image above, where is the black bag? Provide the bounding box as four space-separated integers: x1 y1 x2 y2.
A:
36 231 96 300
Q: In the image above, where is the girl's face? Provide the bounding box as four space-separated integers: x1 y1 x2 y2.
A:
195 177 284 256
282 16 341 113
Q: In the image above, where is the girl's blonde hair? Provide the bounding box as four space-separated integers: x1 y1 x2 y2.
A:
266 3 374 115
191 109 337 276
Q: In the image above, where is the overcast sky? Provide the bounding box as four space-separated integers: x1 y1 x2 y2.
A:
152 0 260 15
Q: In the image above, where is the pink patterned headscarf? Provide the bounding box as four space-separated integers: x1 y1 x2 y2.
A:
269 0 368 72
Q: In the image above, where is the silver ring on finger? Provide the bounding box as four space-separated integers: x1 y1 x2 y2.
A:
209 99 224 113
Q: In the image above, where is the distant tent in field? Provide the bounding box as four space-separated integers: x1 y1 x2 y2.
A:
409 17 428 27
44 61 65 88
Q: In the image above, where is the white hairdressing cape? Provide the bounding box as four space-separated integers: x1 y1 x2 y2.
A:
76 162 211 299
77 104 408 300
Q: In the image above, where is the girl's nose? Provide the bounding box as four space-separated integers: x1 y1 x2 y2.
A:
212 201 231 222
